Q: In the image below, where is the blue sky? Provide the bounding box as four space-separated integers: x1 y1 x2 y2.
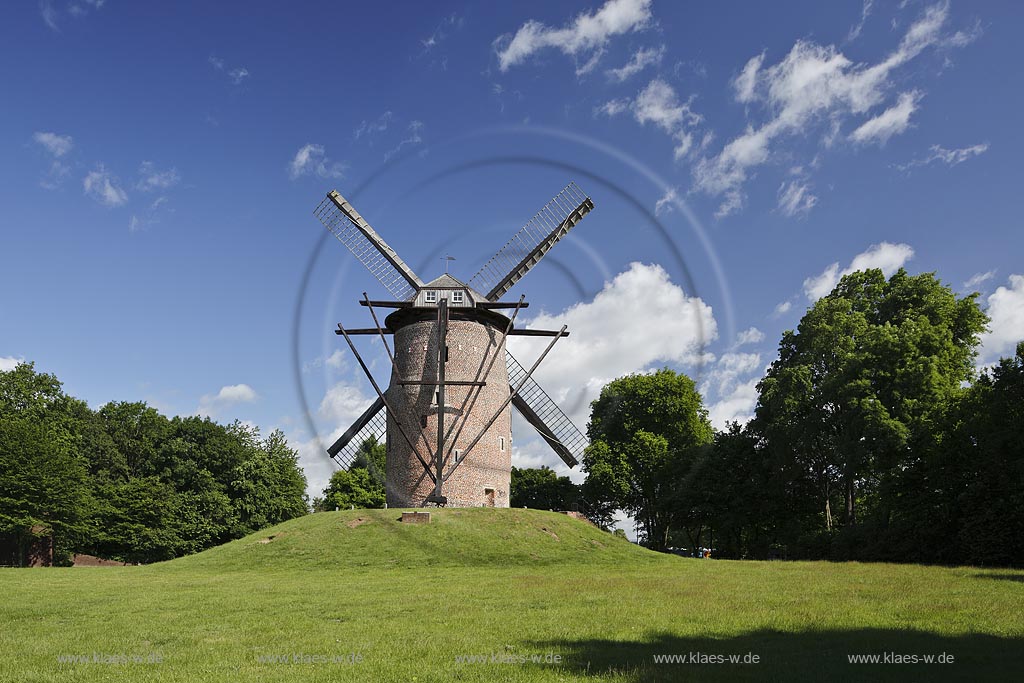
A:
3 0 1023 502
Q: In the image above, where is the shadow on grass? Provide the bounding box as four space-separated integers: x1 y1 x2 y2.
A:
533 629 1023 682
974 572 1024 583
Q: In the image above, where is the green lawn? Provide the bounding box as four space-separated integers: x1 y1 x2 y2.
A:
3 508 1022 681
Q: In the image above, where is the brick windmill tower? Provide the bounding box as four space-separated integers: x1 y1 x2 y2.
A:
314 183 593 508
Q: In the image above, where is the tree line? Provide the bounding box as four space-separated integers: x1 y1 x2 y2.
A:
577 268 1024 567
0 363 308 565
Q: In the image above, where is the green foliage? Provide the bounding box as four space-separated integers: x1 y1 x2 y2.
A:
510 466 581 510
0 362 308 565
583 368 713 549
316 438 386 511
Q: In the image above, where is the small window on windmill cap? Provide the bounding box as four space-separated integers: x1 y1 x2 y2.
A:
424 290 437 303
452 290 464 304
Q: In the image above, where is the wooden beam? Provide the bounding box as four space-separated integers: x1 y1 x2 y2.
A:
397 380 486 386
507 329 570 337
335 328 394 335
476 302 530 309
358 300 412 308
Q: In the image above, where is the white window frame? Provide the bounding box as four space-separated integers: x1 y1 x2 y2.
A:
424 290 437 304
451 290 464 304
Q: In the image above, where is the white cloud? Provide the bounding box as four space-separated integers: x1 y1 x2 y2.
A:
319 382 374 423
732 52 764 103
707 378 760 430
595 98 630 117
384 121 425 162
963 270 996 291
288 144 346 180
354 111 393 140
777 179 817 217
606 45 664 82
508 262 717 429
33 131 73 157
608 79 702 160
849 90 921 145
40 0 59 31
694 2 963 216
736 327 765 346
494 0 653 73
197 383 258 417
136 161 180 191
654 187 677 217
772 300 793 317
83 166 128 207
803 242 914 301
0 356 24 372
209 55 249 84
847 0 874 42
326 349 347 370
897 142 989 171
978 274 1024 364
227 68 249 85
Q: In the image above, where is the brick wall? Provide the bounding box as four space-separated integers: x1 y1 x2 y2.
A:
386 312 511 508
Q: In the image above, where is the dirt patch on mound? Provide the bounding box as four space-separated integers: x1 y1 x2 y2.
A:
540 526 560 541
346 517 370 529
72 554 131 567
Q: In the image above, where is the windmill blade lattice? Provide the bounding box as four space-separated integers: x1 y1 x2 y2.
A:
327 397 387 469
469 182 594 301
314 191 425 301
506 350 588 467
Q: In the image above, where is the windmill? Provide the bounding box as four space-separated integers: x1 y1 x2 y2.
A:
314 182 594 507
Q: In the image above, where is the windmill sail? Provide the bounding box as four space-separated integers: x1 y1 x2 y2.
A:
327 396 387 469
506 350 588 467
469 182 594 301
315 190 425 301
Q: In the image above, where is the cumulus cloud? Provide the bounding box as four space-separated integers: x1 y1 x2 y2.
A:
0 356 24 372
599 79 703 160
735 327 765 346
707 378 760 430
694 2 964 216
197 383 258 417
606 44 664 82
494 0 653 74
772 300 793 318
978 274 1024 364
318 382 374 423
83 166 128 207
701 352 765 430
508 262 717 430
288 144 346 180
803 242 915 301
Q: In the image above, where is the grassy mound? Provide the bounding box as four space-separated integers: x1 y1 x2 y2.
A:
171 507 653 571
3 507 1023 681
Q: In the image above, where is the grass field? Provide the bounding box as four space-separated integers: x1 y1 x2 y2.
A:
3 508 1022 681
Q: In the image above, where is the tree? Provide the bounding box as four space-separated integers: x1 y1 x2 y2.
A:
510 466 581 510
316 438 386 511
583 369 713 551
0 363 92 564
753 268 987 558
